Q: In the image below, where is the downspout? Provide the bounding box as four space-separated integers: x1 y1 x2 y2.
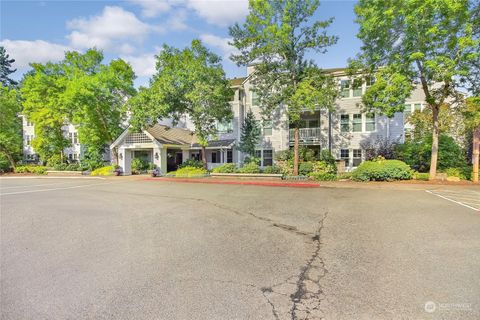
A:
328 110 333 152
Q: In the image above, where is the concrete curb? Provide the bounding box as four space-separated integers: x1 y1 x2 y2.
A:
143 177 320 188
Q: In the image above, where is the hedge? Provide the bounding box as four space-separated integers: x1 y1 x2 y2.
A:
14 165 47 175
351 160 413 182
212 163 237 173
168 166 208 177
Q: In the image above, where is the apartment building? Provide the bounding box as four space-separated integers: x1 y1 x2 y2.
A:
111 66 428 175
21 116 85 163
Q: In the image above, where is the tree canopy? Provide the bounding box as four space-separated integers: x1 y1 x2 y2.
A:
21 49 136 163
128 40 233 168
229 0 338 174
0 86 22 168
353 0 479 179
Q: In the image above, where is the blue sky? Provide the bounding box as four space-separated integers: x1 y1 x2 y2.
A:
1 0 361 87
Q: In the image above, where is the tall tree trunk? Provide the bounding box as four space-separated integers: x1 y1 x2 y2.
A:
429 105 440 180
5 152 16 169
201 146 208 170
473 127 479 183
293 126 299 176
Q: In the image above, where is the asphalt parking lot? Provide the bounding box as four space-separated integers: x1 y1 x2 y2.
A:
1 177 479 320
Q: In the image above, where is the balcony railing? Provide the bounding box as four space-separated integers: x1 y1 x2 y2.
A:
289 127 321 142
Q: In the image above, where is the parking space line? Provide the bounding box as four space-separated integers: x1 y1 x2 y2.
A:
0 182 113 196
426 190 480 212
1 181 83 190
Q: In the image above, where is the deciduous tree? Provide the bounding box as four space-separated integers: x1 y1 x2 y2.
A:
128 40 233 169
353 0 479 180
0 86 22 168
229 0 338 175
21 49 135 164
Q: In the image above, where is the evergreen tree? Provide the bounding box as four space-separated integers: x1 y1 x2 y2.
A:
0 46 17 87
238 109 261 158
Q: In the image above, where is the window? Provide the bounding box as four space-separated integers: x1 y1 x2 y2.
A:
68 154 73 161
263 120 272 136
414 103 422 112
352 114 362 132
340 114 350 132
211 151 219 163
365 113 375 132
263 150 273 166
25 135 33 146
340 149 350 166
255 149 262 159
252 91 259 106
73 153 78 160
353 149 362 167
73 132 79 144
227 150 233 163
340 80 350 98
352 78 363 97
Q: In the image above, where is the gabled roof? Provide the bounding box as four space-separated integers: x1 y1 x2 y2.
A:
146 124 197 145
230 77 247 87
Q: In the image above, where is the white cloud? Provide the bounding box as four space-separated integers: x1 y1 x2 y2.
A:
0 39 71 68
200 33 238 59
127 0 173 18
122 53 157 77
66 6 151 51
128 0 248 26
186 0 248 26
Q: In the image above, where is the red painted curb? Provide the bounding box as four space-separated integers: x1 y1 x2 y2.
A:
143 177 320 188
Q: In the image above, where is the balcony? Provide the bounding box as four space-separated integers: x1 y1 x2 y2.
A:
289 127 321 144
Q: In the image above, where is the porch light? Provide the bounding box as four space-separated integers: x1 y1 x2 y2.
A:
155 152 159 160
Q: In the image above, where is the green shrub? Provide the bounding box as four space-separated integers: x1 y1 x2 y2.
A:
243 156 261 165
46 154 63 168
395 134 467 171
309 172 337 181
263 165 282 174
169 166 208 177
53 163 68 171
275 149 292 161
131 158 149 174
413 172 430 181
337 172 352 180
351 159 413 182
319 150 336 167
239 162 261 173
178 159 204 169
212 163 238 173
66 163 82 171
312 161 337 174
91 165 115 176
444 167 468 180
14 165 47 175
299 162 314 176
32 166 47 175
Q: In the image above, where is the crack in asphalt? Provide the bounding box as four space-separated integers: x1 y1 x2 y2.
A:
289 211 328 320
91 187 328 319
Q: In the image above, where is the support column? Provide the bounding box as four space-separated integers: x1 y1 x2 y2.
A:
160 148 167 174
119 148 131 175
182 149 190 163
153 147 162 169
